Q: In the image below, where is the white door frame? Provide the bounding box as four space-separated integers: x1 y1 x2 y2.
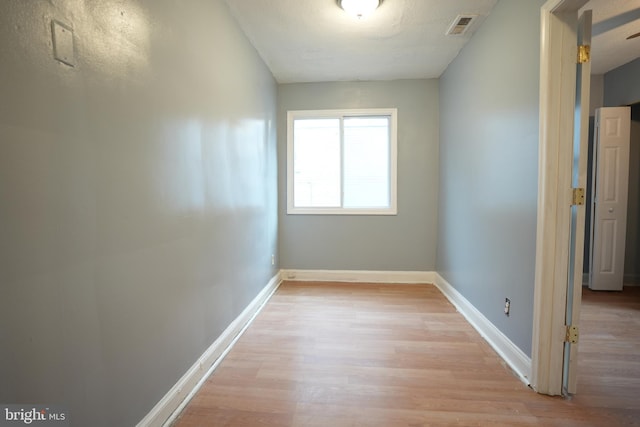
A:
531 0 589 395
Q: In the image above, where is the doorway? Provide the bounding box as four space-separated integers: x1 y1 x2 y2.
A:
573 5 640 409
532 0 590 395
532 0 640 396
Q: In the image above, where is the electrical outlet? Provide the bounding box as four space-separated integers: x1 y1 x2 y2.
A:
271 254 275 266
504 298 511 316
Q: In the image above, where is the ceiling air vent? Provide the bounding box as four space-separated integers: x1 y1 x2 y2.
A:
446 15 477 36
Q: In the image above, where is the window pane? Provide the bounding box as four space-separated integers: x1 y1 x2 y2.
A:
293 119 341 207
343 117 390 208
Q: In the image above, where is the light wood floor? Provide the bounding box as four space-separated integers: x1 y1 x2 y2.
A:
576 286 640 425
173 281 640 426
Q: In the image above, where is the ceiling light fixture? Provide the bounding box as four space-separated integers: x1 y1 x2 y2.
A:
340 0 381 19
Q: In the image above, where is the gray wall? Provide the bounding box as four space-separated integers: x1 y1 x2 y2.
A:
604 57 640 107
583 76 604 273
603 60 640 282
0 1 277 426
437 0 544 356
590 74 604 116
277 80 439 271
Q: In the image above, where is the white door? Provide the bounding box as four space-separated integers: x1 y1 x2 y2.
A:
589 107 631 291
562 9 592 395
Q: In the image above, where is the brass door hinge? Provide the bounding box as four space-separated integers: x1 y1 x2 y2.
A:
571 188 585 206
578 45 591 64
565 325 579 344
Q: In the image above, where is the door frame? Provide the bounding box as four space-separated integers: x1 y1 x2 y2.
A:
531 0 589 395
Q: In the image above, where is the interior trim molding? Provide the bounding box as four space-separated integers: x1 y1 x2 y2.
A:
624 274 640 285
280 269 436 284
584 273 640 286
432 273 532 386
136 272 283 427
532 0 589 395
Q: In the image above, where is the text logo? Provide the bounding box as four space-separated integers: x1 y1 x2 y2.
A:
1 405 68 427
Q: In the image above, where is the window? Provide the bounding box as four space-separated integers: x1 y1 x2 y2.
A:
287 108 397 215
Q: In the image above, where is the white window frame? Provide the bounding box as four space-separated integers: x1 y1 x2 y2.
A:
287 108 398 215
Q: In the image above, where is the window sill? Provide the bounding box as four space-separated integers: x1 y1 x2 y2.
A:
286 207 397 216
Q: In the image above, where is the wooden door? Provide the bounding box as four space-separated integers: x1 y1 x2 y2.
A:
562 9 592 395
589 106 631 291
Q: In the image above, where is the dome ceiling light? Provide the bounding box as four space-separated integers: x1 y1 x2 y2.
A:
339 0 381 19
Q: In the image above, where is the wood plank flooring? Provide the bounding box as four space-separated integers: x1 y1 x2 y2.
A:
575 286 640 426
173 281 640 426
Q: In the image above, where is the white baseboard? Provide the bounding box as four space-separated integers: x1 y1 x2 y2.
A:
624 274 640 286
138 269 532 427
432 273 531 385
283 269 531 386
583 272 640 286
280 269 435 284
136 272 282 427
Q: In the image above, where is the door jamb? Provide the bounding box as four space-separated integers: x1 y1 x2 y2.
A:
531 0 589 395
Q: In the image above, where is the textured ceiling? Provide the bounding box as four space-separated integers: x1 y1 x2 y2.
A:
224 0 497 83
224 0 640 83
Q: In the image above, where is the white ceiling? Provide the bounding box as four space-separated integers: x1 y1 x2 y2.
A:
224 0 497 83
583 0 640 75
224 0 640 83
